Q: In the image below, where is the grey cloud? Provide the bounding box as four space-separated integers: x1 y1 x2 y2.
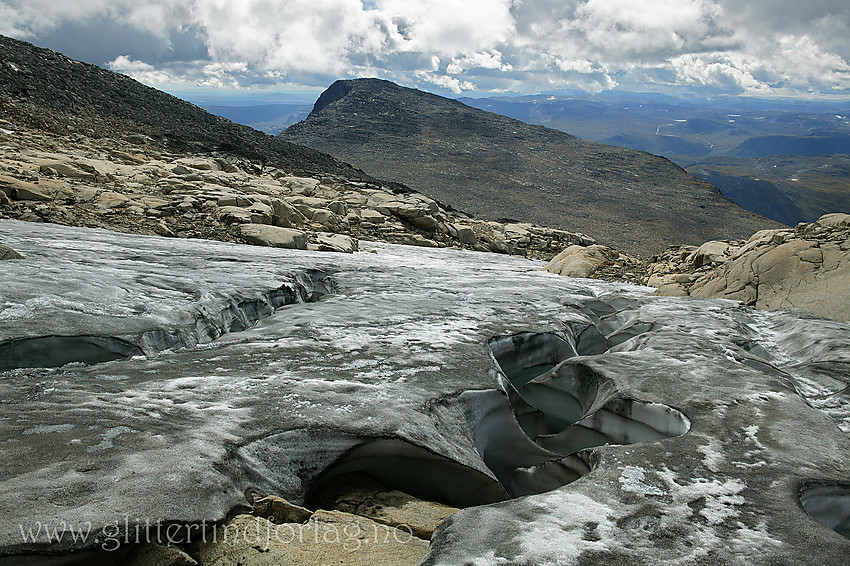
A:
1 0 849 98
30 18 209 67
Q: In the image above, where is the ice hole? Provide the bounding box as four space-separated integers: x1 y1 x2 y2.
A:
800 482 850 540
0 335 143 371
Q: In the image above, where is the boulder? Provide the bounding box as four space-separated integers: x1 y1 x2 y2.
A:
287 196 329 209
252 495 313 524
342 192 368 206
403 234 438 248
0 244 22 260
240 225 307 250
94 191 131 210
687 240 735 268
410 214 441 233
364 190 398 209
309 233 358 253
452 225 476 245
360 209 386 224
327 201 347 216
817 213 850 228
279 176 319 195
0 175 52 201
217 206 253 224
217 194 240 207
247 202 274 224
308 208 339 228
270 199 307 228
546 245 618 278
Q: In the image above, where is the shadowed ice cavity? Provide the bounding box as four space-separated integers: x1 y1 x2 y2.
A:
463 390 592 498
304 439 509 509
0 270 335 371
476 331 690 497
0 335 143 371
800 483 850 539
240 430 508 509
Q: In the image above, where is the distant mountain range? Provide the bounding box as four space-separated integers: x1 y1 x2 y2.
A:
202 103 313 135
460 95 850 226
281 79 780 255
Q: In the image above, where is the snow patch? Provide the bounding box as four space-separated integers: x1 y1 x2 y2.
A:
698 436 724 472
88 426 136 451
517 492 614 564
22 424 75 435
619 466 666 496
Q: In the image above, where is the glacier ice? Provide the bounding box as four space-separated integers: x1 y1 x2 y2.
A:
0 219 849 564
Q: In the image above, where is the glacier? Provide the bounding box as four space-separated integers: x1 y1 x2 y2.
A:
0 219 848 564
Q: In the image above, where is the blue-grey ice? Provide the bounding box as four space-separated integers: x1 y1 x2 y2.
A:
0 219 848 564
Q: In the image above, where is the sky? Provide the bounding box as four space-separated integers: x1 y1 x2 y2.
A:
2 0 850 101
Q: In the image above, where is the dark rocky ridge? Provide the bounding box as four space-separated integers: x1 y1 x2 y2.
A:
282 78 783 256
0 35 367 181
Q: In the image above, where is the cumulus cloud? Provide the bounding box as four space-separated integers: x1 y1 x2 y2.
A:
107 55 179 85
2 0 850 97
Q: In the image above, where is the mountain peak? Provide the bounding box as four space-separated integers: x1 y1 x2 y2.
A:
283 78 781 255
310 78 401 116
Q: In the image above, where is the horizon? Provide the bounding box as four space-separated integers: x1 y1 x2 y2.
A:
2 1 850 105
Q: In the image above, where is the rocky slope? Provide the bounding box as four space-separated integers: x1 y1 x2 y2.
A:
648 213 850 321
281 78 782 256
0 120 594 260
0 35 365 181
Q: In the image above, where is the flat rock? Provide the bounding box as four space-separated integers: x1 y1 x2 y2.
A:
0 175 52 201
240 224 307 249
252 495 313 524
324 475 458 540
190 511 428 566
359 209 386 224
309 232 358 253
94 191 131 210
123 542 198 566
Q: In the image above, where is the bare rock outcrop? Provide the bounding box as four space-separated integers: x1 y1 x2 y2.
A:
648 213 850 321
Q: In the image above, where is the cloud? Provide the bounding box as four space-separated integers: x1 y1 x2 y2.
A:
107 55 180 85
2 0 850 97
